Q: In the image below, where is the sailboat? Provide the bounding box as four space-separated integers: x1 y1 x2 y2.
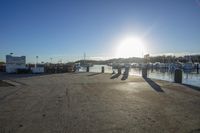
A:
183 56 194 70
80 53 93 67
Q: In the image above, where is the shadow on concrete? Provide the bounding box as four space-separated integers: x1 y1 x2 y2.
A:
87 73 102 76
182 84 200 92
144 77 164 92
0 72 54 80
110 73 121 79
0 80 15 87
190 128 200 133
121 74 128 80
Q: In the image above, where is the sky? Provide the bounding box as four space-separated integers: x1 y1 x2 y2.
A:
0 0 200 63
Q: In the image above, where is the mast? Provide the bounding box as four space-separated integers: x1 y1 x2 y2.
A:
84 52 86 65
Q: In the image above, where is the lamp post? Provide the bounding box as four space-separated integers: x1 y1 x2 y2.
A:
35 56 39 68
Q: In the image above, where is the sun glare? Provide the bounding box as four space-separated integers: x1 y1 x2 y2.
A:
115 36 146 58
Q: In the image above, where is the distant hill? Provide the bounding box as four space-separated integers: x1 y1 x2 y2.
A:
0 61 5 65
75 57 143 65
75 55 200 64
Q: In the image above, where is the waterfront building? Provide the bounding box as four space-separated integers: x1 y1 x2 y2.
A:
6 55 26 73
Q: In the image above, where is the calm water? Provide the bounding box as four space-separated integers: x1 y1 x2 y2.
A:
80 65 200 87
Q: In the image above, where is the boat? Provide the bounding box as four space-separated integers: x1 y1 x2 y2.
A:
74 63 81 69
183 55 194 70
112 63 123 69
168 62 183 71
153 62 161 69
183 62 194 70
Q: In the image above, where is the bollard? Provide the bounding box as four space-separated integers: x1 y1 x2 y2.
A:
197 64 199 74
124 67 129 75
142 67 147 78
101 66 104 73
86 66 89 72
112 70 116 74
174 69 182 83
118 67 121 74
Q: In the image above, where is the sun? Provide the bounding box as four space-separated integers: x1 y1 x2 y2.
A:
115 36 146 58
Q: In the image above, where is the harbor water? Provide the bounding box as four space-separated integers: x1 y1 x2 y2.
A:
80 65 200 87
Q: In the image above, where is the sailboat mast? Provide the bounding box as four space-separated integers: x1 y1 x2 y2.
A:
84 52 86 65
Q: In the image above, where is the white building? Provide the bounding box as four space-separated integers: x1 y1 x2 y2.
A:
31 65 44 73
6 55 26 73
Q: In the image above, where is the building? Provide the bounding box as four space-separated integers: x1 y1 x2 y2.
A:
0 62 6 72
6 55 26 73
31 64 45 73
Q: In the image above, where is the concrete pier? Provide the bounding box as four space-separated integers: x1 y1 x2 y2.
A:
0 73 199 133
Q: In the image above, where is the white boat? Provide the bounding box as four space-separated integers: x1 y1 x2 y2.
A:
75 63 81 69
112 63 124 69
159 63 167 68
183 62 194 70
183 55 194 70
153 62 161 69
124 63 131 68
168 62 183 71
